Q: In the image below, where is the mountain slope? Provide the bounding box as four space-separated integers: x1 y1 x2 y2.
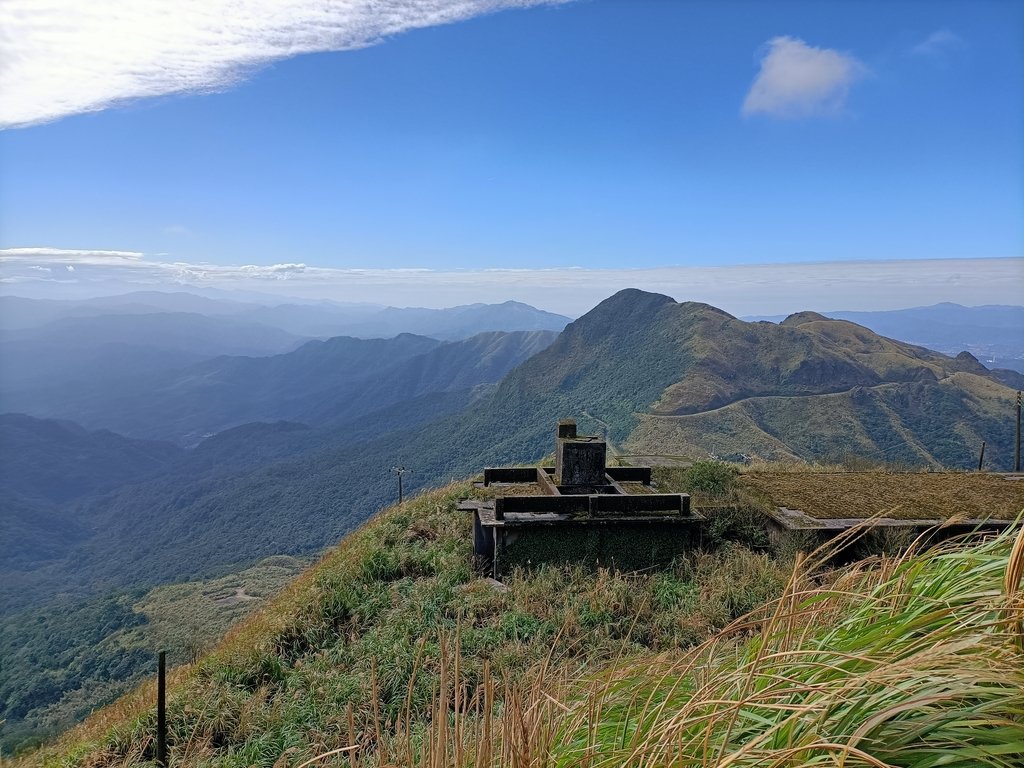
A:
27 330 557 442
829 303 1024 371
0 414 182 505
0 414 182 572
27 484 1024 768
0 330 558 611
0 312 310 418
241 299 571 339
625 309 1016 467
745 303 1024 373
420 290 1018 470
340 300 572 339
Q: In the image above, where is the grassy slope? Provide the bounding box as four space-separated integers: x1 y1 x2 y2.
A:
625 312 1018 469
23 473 1024 768
23 480 787 767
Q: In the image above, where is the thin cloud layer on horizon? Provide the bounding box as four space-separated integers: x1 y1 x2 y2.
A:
0 0 567 129
743 36 866 118
2 248 1020 317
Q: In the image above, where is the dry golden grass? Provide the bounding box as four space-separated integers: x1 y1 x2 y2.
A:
617 482 656 495
483 482 542 496
741 471 1024 520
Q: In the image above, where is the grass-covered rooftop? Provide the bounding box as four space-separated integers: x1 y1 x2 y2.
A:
740 470 1024 521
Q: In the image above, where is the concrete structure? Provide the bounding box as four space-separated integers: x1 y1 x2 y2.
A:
460 420 703 579
739 471 1022 560
555 419 606 489
759 504 1016 562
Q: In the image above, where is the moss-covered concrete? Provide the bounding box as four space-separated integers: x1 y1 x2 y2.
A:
499 523 701 575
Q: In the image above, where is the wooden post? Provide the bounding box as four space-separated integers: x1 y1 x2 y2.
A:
977 441 986 472
1015 391 1021 473
157 650 167 767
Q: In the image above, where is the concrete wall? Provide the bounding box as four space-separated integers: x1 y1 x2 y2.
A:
558 440 607 485
496 522 701 576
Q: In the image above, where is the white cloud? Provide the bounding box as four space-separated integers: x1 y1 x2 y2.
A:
1 247 1020 317
911 29 964 57
742 36 866 119
238 263 307 278
0 0 568 129
0 247 146 263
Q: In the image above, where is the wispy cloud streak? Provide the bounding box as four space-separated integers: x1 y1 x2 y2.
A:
0 0 566 129
911 29 964 57
0 247 145 263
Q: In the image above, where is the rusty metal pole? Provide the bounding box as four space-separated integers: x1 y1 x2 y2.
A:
157 650 167 767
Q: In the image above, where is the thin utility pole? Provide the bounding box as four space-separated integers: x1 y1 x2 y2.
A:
978 441 986 472
392 466 409 504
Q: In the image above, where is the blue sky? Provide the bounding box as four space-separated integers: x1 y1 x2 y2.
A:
0 0 1021 314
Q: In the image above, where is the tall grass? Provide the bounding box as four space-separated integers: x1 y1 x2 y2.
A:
293 523 1024 768
527 523 1024 767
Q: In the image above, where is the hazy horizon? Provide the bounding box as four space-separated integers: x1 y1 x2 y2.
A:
2 253 1021 318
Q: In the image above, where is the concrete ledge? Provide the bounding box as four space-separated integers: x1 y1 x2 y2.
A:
483 467 538 485
495 495 590 518
765 505 1017 532
606 467 653 484
592 493 689 516
493 493 690 519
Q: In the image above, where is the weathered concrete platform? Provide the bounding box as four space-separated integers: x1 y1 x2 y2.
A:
745 472 1023 555
465 420 703 579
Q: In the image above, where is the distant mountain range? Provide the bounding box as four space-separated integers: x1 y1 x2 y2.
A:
2 289 1021 747
3 329 557 443
0 293 572 429
745 303 1024 374
0 291 572 338
5 289 1018 603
